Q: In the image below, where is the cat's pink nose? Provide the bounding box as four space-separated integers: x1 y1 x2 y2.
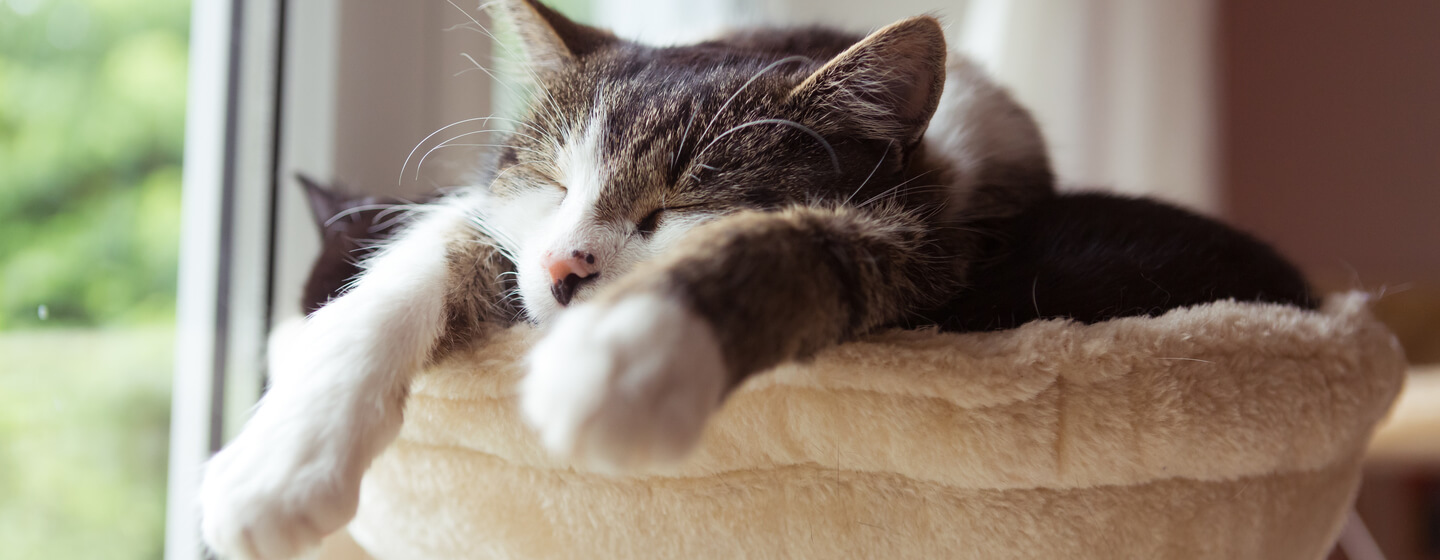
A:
544 250 599 306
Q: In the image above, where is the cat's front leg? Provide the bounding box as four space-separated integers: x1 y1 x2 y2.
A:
523 206 955 471
199 194 511 560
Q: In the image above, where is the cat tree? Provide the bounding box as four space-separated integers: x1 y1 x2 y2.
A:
340 293 1404 559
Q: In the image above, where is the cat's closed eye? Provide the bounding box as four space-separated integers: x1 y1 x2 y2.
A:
637 208 664 236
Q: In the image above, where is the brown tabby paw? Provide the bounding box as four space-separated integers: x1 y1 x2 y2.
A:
521 294 727 472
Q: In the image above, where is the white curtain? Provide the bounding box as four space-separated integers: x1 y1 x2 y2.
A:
593 0 967 47
591 0 1218 213
961 0 1217 213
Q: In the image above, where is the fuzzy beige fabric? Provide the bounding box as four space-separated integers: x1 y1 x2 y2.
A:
348 293 1405 560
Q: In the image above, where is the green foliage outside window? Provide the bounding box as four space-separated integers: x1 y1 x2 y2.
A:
1 0 189 330
0 0 189 558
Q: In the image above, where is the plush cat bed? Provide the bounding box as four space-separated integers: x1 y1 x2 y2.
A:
346 293 1405 560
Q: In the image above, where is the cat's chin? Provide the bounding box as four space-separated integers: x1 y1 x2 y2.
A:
518 284 605 324
520 293 727 473
520 298 573 325
517 280 587 324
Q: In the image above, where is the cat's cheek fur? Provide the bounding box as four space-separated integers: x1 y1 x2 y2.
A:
476 184 562 253
521 293 727 472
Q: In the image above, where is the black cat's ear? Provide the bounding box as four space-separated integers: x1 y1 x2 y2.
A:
488 0 617 76
298 174 343 233
788 16 947 147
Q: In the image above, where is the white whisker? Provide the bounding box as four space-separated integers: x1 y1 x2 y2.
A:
447 0 566 127
323 203 410 227
671 105 698 172
458 52 531 105
1157 357 1215 364
442 22 484 33
697 118 840 173
369 204 428 233
856 170 938 208
695 56 812 148
400 117 551 187
845 139 893 205
416 133 538 180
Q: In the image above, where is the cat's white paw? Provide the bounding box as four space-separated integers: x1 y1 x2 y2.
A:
199 406 360 560
522 294 728 472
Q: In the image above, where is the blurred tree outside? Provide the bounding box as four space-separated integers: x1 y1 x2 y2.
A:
0 0 189 558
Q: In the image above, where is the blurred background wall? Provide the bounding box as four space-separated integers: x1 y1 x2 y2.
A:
1222 0 1440 292
1220 0 1440 371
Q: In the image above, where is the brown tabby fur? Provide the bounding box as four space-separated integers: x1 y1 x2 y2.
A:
418 0 1052 391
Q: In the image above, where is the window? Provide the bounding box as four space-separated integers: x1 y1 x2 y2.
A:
12 0 1429 558
0 0 190 558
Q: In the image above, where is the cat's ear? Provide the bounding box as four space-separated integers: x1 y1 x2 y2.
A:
789 16 947 147
298 174 345 233
488 0 617 76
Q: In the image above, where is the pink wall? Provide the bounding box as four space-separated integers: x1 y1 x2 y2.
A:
1220 0 1440 289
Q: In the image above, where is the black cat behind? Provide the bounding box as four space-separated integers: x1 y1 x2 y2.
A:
928 192 1314 331
296 175 430 314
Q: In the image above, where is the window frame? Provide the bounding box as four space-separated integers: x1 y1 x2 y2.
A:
165 0 293 557
165 0 492 556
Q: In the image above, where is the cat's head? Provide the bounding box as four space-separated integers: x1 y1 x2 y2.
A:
298 175 431 314
479 0 949 322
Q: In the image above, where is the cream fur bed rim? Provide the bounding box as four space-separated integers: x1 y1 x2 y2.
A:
346 292 1406 560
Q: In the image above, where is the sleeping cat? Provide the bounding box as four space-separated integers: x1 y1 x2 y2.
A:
294 175 434 315
200 2 1311 559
